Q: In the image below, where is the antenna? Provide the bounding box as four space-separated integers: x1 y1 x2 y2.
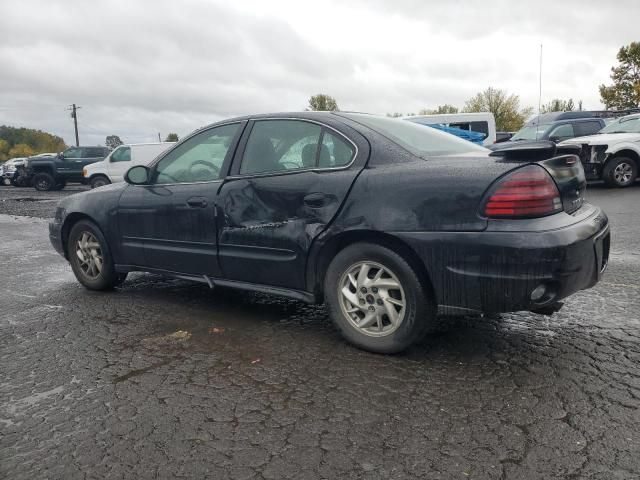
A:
536 44 542 139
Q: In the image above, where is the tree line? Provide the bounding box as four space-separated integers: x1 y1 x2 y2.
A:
309 41 640 132
0 126 67 162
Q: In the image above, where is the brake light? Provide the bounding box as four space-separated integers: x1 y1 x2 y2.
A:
483 165 562 218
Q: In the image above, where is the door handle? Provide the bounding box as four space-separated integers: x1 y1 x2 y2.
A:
303 192 329 208
187 197 208 208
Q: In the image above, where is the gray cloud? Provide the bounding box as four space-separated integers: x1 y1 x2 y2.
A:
0 0 636 146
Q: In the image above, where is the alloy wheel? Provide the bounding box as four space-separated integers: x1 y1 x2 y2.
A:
338 261 406 337
614 162 633 185
75 232 103 279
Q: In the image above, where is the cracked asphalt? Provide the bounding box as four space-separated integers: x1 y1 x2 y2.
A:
1 183 639 479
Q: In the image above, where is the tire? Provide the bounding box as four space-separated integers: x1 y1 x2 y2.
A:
68 220 121 290
324 242 436 354
33 172 56 191
52 179 67 191
90 175 110 189
2 177 11 186
602 157 637 188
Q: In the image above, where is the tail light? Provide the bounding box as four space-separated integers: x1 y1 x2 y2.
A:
483 165 562 218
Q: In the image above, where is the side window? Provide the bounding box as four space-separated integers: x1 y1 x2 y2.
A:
64 147 82 159
575 121 602 136
87 147 106 157
549 123 574 140
320 131 355 167
110 146 131 162
154 123 239 184
240 120 322 174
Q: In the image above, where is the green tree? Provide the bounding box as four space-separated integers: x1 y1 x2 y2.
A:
0 139 9 162
540 98 579 113
307 94 339 111
599 42 640 109
419 104 459 115
105 135 123 149
463 87 533 131
164 133 179 142
0 126 66 157
8 143 35 158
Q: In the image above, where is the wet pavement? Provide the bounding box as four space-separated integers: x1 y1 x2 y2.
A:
1 183 639 479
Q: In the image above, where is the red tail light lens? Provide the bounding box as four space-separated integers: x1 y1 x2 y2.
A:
483 165 562 218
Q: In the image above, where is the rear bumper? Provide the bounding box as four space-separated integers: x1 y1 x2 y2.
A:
395 203 609 314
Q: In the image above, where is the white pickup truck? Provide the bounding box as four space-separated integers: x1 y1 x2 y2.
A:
561 113 640 188
83 142 174 188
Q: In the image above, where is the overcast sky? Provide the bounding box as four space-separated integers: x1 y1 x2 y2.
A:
1 0 637 146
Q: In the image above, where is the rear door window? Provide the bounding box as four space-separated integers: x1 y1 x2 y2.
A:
240 120 322 174
575 121 603 137
320 131 355 167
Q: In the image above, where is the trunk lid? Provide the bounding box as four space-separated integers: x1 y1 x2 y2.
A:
489 141 586 215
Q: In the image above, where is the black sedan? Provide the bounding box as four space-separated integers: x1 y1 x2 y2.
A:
49 112 610 353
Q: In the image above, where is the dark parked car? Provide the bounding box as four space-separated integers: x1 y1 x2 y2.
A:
49 113 609 353
495 131 514 143
16 146 110 191
490 112 606 151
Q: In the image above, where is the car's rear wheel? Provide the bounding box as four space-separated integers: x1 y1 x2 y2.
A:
33 172 55 191
68 220 122 290
90 175 110 189
324 242 435 354
602 157 637 188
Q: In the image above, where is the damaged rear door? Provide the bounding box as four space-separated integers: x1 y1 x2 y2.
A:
216 118 368 290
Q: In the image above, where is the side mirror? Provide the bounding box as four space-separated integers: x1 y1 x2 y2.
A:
57 152 64 159
125 165 150 185
549 136 561 143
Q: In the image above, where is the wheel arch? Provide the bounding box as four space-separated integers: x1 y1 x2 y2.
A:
309 229 435 303
60 212 100 259
606 148 640 165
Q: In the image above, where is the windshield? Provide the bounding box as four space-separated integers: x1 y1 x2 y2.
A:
599 116 640 134
511 124 553 141
338 113 488 157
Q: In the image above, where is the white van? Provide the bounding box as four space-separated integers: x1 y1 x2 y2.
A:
404 112 497 146
83 142 174 188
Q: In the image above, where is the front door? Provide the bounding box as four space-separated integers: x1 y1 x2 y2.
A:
217 118 366 290
116 123 244 276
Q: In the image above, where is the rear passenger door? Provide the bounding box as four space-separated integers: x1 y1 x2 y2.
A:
216 118 367 290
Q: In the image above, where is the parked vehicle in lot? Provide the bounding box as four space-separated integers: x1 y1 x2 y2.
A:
561 113 640 188
492 112 606 150
15 146 110 191
83 143 174 188
1 157 27 186
49 112 609 353
404 112 497 146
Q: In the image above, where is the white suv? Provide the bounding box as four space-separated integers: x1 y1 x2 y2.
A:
561 113 640 188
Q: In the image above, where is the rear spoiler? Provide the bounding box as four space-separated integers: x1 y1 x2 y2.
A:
489 141 581 161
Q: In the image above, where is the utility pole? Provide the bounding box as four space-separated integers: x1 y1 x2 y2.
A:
158 132 161 142
67 104 81 146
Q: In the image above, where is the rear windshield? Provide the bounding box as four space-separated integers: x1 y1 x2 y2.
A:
338 113 488 157
599 115 640 134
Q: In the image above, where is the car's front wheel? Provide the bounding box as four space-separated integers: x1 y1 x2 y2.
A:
33 172 55 191
90 175 111 189
602 157 637 188
324 243 435 354
68 220 123 290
